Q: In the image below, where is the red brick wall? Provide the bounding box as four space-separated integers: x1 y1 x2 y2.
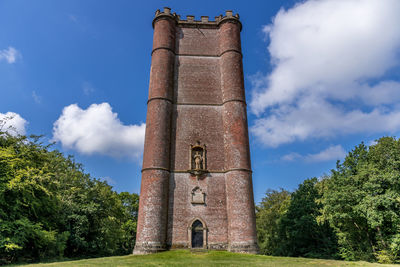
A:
134 8 258 254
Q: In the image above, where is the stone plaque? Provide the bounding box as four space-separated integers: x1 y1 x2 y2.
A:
191 187 205 204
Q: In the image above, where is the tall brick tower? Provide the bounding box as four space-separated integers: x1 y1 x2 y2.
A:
134 7 258 254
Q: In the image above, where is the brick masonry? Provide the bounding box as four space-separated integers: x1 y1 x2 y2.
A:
133 7 258 254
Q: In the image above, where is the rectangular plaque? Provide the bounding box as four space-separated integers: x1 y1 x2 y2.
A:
192 192 205 204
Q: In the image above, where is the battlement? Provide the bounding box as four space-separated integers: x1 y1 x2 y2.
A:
153 7 241 30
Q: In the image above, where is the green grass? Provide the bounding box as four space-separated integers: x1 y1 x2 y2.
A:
16 250 398 267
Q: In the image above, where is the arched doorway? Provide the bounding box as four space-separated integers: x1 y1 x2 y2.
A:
188 218 207 249
191 220 203 248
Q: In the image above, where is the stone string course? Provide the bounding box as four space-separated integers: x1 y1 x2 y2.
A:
134 7 258 255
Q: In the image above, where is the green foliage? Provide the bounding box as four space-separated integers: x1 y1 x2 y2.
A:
118 192 139 253
321 137 400 263
0 132 139 264
276 178 338 258
256 180 338 259
257 137 400 262
256 189 291 255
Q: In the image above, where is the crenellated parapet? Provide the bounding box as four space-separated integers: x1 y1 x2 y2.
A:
153 7 242 31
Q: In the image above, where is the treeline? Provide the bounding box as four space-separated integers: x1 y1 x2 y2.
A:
0 132 139 264
256 137 400 263
2 127 400 264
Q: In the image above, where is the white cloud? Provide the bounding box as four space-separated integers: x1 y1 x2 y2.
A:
305 145 346 162
0 47 20 64
252 96 400 147
282 145 346 162
0 112 27 135
281 152 301 161
52 103 145 160
250 0 400 147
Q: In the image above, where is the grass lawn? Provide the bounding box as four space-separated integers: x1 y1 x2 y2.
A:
16 250 398 267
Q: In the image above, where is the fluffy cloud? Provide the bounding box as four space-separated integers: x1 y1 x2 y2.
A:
282 145 346 162
0 47 19 63
0 112 27 135
52 103 145 159
250 0 400 147
252 96 400 147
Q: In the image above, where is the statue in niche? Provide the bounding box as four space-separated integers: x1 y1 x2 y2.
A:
189 141 207 179
194 151 202 170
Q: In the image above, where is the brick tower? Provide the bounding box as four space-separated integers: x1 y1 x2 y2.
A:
134 7 258 254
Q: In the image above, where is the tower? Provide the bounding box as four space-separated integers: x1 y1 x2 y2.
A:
134 7 258 254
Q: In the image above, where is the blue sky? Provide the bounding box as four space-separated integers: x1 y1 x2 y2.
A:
1 0 400 204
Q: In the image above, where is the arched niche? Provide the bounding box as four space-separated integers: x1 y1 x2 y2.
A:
189 141 207 171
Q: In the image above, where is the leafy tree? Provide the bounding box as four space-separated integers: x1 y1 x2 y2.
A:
276 178 338 258
321 137 400 263
0 132 139 264
118 192 139 253
0 133 65 263
256 189 291 255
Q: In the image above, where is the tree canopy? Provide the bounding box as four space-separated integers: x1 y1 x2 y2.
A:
321 137 400 262
0 132 139 264
257 137 400 263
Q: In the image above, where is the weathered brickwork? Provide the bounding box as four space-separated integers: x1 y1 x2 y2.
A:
174 57 222 104
134 7 258 254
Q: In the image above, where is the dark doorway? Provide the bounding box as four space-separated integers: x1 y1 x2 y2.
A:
191 220 203 248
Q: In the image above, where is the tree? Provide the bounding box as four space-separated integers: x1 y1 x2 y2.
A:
118 192 139 253
0 133 66 263
321 137 400 263
276 178 338 258
256 189 291 255
0 132 139 264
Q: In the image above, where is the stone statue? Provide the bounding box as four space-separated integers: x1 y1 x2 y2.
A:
194 151 202 170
